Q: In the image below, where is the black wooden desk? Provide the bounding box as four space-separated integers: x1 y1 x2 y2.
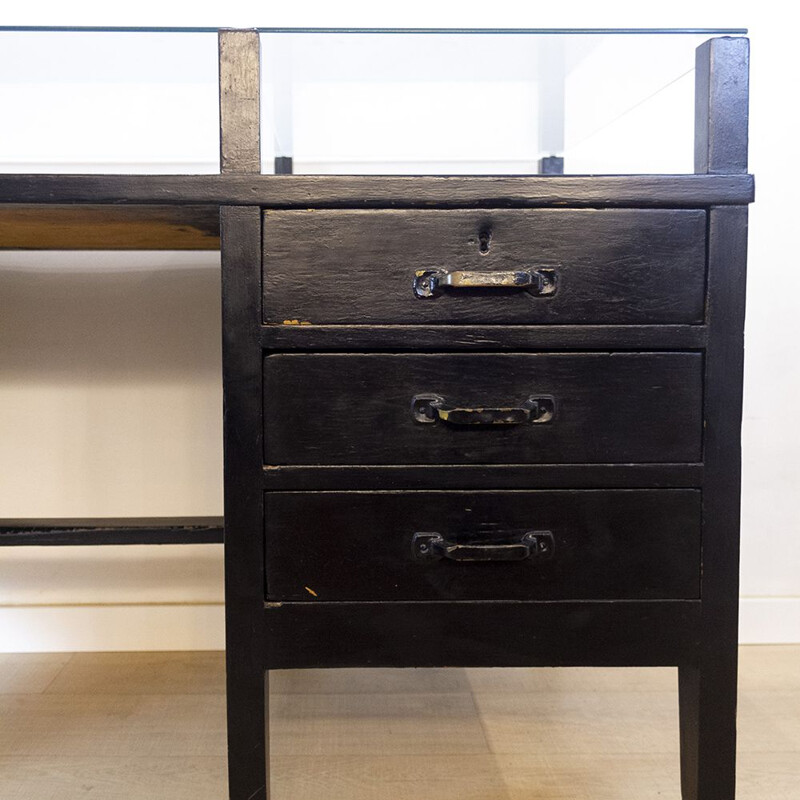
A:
0 30 752 800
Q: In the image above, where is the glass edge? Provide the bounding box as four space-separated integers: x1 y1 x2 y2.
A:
0 25 748 35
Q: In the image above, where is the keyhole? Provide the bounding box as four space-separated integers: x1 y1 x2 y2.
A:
478 228 492 254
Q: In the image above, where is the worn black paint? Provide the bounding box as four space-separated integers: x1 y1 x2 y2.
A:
0 517 223 546
0 173 754 207
260 323 709 351
264 600 702 670
263 208 707 325
261 463 704 491
263 352 704 465
219 28 269 800
265 490 702 601
675 36 750 800
0 29 751 800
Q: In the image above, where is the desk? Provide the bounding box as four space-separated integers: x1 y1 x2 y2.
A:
0 29 752 800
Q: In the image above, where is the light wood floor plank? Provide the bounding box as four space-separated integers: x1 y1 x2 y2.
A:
0 653 72 694
0 645 797 798
499 753 681 800
738 645 800 692
272 754 515 800
737 691 800 752
0 756 227 800
45 651 225 695
271 667 471 695
465 665 676 694
473 690 680 755
0 693 226 757
737 751 800 800
270 692 489 756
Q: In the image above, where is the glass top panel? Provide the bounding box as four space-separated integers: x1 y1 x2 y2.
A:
260 31 744 175
0 28 747 176
0 31 220 174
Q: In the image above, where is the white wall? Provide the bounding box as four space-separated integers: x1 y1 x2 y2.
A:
1 1 798 651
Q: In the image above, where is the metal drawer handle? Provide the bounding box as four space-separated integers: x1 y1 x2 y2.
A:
411 394 555 426
413 268 557 299
412 530 555 562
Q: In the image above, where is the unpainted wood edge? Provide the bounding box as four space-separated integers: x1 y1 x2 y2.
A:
219 29 262 175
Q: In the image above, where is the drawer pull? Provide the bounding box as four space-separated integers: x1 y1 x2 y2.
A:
412 530 555 562
411 394 555 426
413 268 557 299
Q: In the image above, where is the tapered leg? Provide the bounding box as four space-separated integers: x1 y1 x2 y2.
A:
679 653 738 800
226 655 268 800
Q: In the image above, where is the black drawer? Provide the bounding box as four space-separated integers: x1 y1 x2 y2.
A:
265 489 702 601
263 352 703 465
262 209 706 325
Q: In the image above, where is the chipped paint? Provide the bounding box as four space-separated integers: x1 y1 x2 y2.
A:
304 586 318 597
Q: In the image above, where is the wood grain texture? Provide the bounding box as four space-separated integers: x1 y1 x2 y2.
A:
0 693 226 756
220 30 265 800
695 37 750 174
0 204 219 250
464 664 676 694
264 601 701 669
219 30 261 174
0 173 755 207
499 753 680 800
0 654 71 695
271 667 471 695
2 646 795 800
264 490 701 602
475 689 681 754
0 756 228 800
260 323 708 351
679 205 749 800
269 692 489 756
271 754 514 800
262 463 704 491
0 517 223 546
263 352 704 465
44 653 225 695
221 207 268 800
262 209 706 325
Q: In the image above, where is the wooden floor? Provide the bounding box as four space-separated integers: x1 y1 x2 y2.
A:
0 646 798 799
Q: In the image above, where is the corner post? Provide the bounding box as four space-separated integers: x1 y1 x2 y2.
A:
694 37 749 175
680 36 750 800
219 28 269 800
220 29 261 175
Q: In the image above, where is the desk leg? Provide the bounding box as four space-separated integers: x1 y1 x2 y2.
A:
679 654 738 800
226 656 269 800
221 200 269 799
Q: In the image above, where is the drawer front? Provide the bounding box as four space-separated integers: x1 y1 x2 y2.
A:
265 490 702 601
262 209 706 325
263 352 703 465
